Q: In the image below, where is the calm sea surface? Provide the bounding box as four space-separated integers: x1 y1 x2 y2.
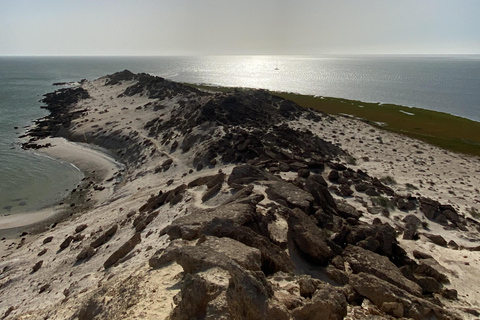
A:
1 55 479 216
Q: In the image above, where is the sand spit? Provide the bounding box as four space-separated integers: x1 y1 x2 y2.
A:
1 70 479 319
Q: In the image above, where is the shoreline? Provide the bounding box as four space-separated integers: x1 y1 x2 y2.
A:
0 137 125 237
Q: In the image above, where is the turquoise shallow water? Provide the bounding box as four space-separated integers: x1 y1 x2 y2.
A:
1 55 479 217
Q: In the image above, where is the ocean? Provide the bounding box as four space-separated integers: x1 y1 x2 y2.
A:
1 55 479 217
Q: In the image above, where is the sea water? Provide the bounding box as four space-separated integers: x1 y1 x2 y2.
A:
1 55 479 217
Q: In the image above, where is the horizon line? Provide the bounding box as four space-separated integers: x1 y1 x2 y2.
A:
1 53 480 58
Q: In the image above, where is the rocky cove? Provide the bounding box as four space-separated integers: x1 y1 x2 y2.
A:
1 70 480 319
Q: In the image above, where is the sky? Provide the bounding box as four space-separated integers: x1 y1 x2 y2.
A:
1 0 479 56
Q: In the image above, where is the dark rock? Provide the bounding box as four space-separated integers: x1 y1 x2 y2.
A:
43 236 54 244
396 197 416 211
412 250 433 260
443 209 460 223
415 276 441 294
327 169 339 182
297 169 310 178
104 233 141 269
162 201 257 241
59 236 74 250
343 245 422 296
423 233 447 247
304 174 337 214
441 288 458 300
32 260 43 273
206 221 294 275
222 185 254 205
298 277 321 298
150 237 262 273
202 182 223 202
265 181 314 212
39 284 50 294
336 201 361 220
448 240 459 249
289 162 308 171
365 188 380 197
77 246 96 261
226 262 288 320
291 282 347 320
380 302 404 318
170 273 223 320
287 208 333 265
325 265 349 285
414 259 449 284
75 224 88 233
402 214 422 240
227 165 279 186
350 273 459 320
90 224 118 248
339 184 354 197
354 183 368 192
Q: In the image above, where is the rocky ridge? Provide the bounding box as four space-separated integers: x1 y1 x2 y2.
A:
2 71 480 319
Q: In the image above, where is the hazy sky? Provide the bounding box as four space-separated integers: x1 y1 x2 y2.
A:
1 0 479 55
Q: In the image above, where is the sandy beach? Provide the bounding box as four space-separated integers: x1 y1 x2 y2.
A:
1 71 479 319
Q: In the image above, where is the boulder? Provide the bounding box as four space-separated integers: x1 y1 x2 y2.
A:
32 260 43 273
199 236 262 271
162 201 257 241
414 259 449 284
226 262 289 320
265 181 314 212
227 165 278 186
327 169 339 182
90 224 118 248
423 233 447 247
415 276 441 294
150 237 262 273
104 233 141 269
342 246 422 296
287 208 333 265
402 214 422 240
204 219 295 275
349 273 459 320
77 246 96 261
59 236 74 250
170 273 222 320
325 265 349 285
412 250 433 260
222 185 254 204
291 282 347 320
43 236 54 244
75 224 88 233
304 175 337 214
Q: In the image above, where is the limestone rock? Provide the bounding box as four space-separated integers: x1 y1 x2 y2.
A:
423 233 447 247
104 233 141 269
162 201 257 241
227 165 278 186
343 245 422 296
265 181 314 212
90 224 118 248
287 208 333 265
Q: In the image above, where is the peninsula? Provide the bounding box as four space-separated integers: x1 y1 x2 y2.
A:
1 71 480 320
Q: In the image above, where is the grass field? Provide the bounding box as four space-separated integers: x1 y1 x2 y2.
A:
187 83 480 157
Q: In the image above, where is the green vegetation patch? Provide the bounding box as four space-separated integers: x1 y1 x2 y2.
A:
273 93 480 157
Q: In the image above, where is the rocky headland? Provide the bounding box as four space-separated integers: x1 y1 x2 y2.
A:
1 70 480 319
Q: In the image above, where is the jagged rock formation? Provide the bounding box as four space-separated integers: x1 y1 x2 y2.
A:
7 70 479 319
